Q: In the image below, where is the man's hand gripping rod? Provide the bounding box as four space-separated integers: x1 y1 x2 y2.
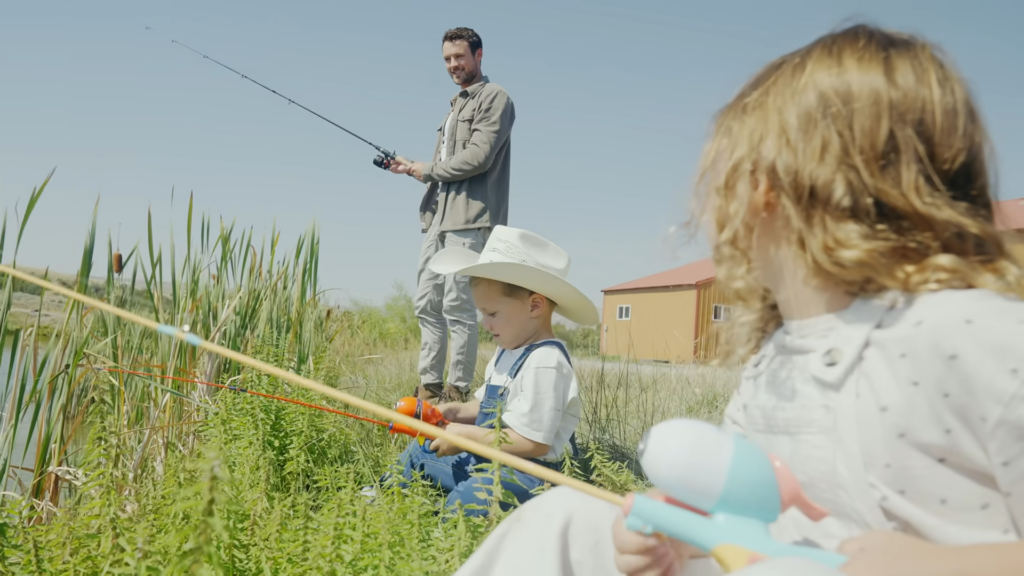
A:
371 150 413 171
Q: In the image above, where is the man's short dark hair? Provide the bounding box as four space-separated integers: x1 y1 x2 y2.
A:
442 27 482 55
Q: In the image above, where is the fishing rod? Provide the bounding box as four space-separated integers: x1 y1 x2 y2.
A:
169 39 411 171
88 366 446 446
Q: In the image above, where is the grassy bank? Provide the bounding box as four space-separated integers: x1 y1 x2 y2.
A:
0 171 739 574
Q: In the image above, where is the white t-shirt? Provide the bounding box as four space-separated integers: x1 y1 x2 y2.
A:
722 288 1024 552
440 110 456 162
473 339 581 462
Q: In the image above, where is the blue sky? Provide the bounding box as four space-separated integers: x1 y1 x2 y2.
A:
3 1 1022 317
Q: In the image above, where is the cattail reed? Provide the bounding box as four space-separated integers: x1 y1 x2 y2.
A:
113 252 123 274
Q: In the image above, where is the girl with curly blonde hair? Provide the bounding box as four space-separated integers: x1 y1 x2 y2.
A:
454 22 1024 576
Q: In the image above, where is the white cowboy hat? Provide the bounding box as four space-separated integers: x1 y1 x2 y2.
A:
427 225 600 326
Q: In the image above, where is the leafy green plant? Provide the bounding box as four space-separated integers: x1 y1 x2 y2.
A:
0 170 740 573
553 323 600 357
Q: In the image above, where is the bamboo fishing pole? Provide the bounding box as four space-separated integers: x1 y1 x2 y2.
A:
0 264 623 507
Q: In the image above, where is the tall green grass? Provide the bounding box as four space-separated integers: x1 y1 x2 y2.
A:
1 170 331 509
0 171 738 574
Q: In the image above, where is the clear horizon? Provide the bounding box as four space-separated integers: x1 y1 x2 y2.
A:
3 1 1022 320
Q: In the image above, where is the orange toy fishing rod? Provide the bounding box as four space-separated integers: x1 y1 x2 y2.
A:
91 367 446 444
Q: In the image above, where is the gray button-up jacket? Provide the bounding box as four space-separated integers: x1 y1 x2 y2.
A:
419 76 515 233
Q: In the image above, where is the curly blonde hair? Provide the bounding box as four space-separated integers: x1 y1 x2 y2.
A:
692 23 1024 363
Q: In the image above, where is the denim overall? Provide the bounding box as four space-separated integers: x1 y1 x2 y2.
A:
389 340 578 518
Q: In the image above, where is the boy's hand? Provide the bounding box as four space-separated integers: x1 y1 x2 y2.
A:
435 402 461 423
612 489 693 575
429 422 476 457
434 398 481 424
838 531 950 575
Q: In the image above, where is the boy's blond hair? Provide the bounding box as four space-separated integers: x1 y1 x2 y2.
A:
691 23 1024 362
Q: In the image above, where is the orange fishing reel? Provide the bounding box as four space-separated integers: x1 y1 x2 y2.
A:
389 397 449 450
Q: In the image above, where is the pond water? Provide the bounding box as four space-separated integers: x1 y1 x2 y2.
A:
2 340 38 491
0 341 9 378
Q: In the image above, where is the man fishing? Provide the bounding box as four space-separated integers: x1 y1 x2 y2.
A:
390 27 516 403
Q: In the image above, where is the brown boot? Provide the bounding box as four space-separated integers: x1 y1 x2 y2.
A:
438 384 468 404
414 383 467 404
414 382 444 402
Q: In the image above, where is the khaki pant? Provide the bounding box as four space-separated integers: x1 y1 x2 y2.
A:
414 222 490 394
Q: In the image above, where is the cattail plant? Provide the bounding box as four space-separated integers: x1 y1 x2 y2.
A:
0 171 739 574
1 177 330 516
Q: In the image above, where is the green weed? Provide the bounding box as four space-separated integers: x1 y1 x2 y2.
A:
0 171 739 573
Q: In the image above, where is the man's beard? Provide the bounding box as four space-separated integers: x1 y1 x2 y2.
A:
451 64 478 85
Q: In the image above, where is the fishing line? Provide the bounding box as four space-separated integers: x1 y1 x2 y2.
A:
0 264 622 506
90 366 390 427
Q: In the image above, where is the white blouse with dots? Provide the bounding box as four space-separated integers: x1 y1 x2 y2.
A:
723 288 1024 553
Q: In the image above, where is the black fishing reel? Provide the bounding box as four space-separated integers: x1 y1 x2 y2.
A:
373 154 395 170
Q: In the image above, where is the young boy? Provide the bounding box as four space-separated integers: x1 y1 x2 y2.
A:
379 225 599 517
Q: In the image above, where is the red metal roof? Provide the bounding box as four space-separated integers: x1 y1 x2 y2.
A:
602 258 715 292
995 198 1024 231
604 197 1023 294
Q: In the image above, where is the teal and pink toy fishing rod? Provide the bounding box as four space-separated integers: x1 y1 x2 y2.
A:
621 418 848 573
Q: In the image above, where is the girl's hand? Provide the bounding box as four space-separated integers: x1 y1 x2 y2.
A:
839 531 950 575
611 489 693 575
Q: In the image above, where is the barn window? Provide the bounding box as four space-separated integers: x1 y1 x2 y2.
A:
617 304 631 320
712 304 731 322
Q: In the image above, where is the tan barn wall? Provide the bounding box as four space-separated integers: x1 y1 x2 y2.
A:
601 287 697 362
602 230 1024 363
693 280 736 361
